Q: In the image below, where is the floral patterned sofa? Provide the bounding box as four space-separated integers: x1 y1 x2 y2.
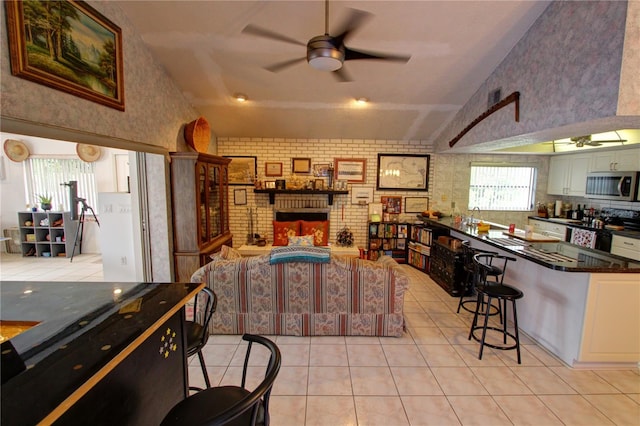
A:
191 247 409 337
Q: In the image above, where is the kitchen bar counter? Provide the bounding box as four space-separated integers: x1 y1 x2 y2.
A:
418 217 639 368
419 218 640 272
1 281 203 425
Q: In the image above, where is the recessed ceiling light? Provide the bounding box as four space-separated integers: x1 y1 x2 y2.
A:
234 93 248 102
356 97 368 104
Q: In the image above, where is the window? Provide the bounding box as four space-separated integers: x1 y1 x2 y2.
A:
24 158 98 213
468 165 536 211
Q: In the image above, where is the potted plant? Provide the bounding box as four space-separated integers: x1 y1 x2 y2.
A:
38 194 53 211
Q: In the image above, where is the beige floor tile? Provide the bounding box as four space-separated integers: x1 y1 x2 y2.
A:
350 366 397 396
470 366 532 395
354 396 409 425
495 344 543 367
305 396 357 426
271 366 309 395
447 395 512 425
401 396 461 425
538 395 615 425
307 366 352 395
492 395 563 425
382 343 427 366
550 366 622 394
523 344 565 367
583 394 640 425
429 312 469 328
593 369 640 394
201 343 239 366
207 334 243 345
628 393 640 404
347 344 387 366
510 366 577 395
440 327 477 345
345 335 381 345
410 326 451 345
309 343 348 366
418 344 467 367
404 300 426 313
430 367 488 395
276 335 311 344
453 343 507 367
279 343 311 366
310 335 345 344
420 300 454 314
269 396 307 425
391 366 443 395
187 363 225 389
379 331 416 345
404 311 437 327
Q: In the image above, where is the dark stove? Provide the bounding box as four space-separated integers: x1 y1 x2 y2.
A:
600 208 640 232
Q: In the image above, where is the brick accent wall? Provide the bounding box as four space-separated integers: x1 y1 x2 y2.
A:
218 138 434 249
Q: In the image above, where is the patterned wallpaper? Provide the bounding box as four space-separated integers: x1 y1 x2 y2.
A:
433 1 631 152
0 1 198 152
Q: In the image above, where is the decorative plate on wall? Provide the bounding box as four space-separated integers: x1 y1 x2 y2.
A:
76 144 102 162
3 139 30 162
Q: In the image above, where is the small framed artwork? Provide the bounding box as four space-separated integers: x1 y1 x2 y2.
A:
225 156 257 185
405 197 430 213
381 196 402 214
265 162 283 177
351 187 373 205
313 163 331 177
292 158 311 174
5 0 125 111
314 179 324 190
377 154 430 190
265 181 276 189
234 188 247 205
335 158 366 183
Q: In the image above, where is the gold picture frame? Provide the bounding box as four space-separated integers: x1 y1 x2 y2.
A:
5 0 125 111
292 158 311 174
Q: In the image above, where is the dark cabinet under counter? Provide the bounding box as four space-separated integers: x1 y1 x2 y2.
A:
429 240 465 296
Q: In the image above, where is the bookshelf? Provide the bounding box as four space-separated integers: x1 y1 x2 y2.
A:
408 224 433 272
367 222 408 263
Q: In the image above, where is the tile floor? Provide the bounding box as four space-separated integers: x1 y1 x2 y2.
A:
2 253 638 425
189 266 640 426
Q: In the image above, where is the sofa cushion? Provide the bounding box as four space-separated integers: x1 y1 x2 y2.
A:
210 244 242 260
300 220 329 246
273 221 300 246
288 235 315 246
269 246 331 264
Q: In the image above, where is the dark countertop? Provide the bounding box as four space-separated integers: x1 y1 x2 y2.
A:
419 218 640 272
528 215 640 239
1 281 202 425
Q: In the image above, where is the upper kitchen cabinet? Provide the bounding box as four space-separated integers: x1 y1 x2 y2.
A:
590 147 640 172
170 152 232 282
547 154 591 196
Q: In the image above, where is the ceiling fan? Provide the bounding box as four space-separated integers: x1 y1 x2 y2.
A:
242 0 411 82
549 133 627 150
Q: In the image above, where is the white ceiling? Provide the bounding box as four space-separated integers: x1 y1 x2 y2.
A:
117 0 552 143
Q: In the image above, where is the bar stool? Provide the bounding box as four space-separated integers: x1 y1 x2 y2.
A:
468 253 524 364
457 242 505 317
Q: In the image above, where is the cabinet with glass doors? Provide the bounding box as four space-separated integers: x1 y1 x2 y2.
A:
170 152 232 281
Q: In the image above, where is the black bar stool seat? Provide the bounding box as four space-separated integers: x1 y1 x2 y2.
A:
457 242 504 317
468 254 524 364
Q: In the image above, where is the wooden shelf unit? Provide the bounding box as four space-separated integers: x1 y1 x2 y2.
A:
408 224 433 273
367 221 408 263
18 211 78 258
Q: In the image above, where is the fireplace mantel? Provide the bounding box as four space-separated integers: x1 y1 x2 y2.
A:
254 189 348 205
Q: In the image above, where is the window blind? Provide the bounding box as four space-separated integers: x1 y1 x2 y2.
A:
468 165 536 211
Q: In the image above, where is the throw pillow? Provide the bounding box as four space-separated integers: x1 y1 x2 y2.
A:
300 220 329 246
288 235 315 246
210 244 242 260
269 246 331 264
376 255 399 268
273 220 300 246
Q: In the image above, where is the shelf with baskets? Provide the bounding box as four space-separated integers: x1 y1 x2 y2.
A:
367 222 408 263
408 224 433 273
18 211 78 258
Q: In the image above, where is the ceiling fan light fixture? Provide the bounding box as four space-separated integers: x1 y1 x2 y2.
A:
234 93 248 102
355 97 368 104
307 35 344 71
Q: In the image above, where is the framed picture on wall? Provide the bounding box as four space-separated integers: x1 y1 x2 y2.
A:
233 188 247 205
335 158 366 183
225 156 257 185
381 196 402 214
405 197 429 213
313 163 331 177
292 158 311 174
377 154 429 190
265 162 283 177
5 0 125 111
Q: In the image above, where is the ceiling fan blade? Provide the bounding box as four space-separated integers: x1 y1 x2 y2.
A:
332 67 352 82
332 8 372 44
242 24 306 47
264 57 306 73
344 47 411 63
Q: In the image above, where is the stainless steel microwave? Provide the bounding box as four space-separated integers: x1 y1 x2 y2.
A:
585 171 640 201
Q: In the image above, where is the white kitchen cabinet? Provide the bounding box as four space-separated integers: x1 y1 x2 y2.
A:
547 154 590 196
610 234 640 261
590 147 640 172
528 218 568 240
